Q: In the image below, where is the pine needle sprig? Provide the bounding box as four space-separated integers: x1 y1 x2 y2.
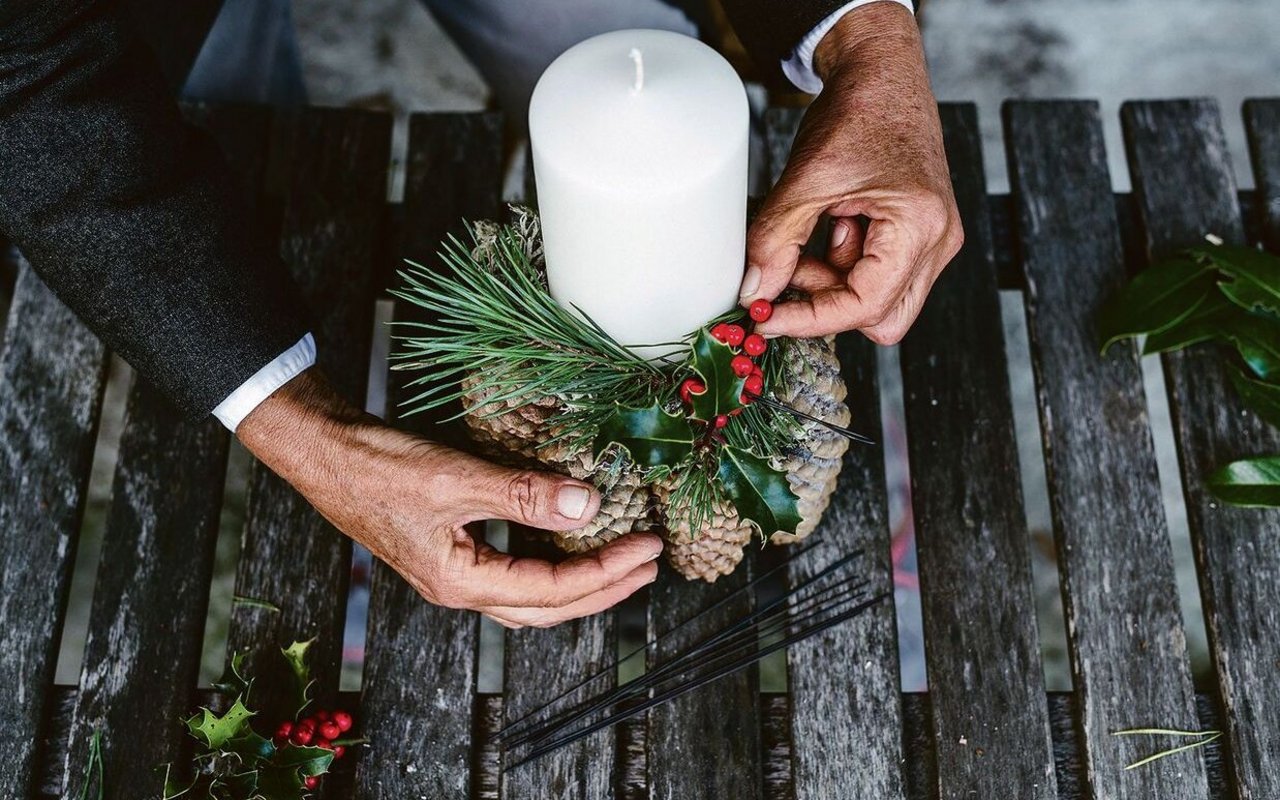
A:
390 223 670 445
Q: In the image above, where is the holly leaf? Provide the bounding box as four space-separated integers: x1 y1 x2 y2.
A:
254 766 305 800
1208 456 1280 507
1228 366 1280 429
271 744 335 777
185 698 255 751
1196 244 1280 319
688 329 746 421
212 651 252 700
156 764 198 799
1099 254 1216 353
218 771 259 799
717 447 802 535
280 640 316 718
1142 293 1237 354
593 404 695 469
222 729 276 766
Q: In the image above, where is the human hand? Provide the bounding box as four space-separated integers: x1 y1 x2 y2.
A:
739 1 963 344
237 370 662 629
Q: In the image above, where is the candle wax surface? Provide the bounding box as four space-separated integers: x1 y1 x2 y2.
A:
529 29 749 360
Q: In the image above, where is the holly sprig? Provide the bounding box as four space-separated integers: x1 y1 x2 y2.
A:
1100 241 1280 506
151 640 361 800
594 325 802 537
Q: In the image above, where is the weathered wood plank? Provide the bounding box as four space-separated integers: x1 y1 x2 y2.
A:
355 112 502 800
1123 98 1280 799
224 108 390 717
56 105 271 800
1004 100 1208 798
501 536 618 800
0 257 109 797
1245 100 1280 253
897 103 1057 799
764 106 905 800
645 564 762 799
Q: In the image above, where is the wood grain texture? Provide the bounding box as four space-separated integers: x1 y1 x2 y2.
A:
1245 100 1280 253
645 564 762 800
224 108 390 718
0 259 108 798
897 103 1058 799
354 113 502 800
501 537 617 800
1004 101 1208 798
1123 99 1280 799
55 105 271 800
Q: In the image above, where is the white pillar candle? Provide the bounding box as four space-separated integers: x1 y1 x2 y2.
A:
529 29 749 359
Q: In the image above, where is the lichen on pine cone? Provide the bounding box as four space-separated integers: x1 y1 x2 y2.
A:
459 333 850 582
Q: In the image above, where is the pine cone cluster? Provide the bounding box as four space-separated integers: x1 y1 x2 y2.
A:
460 335 850 582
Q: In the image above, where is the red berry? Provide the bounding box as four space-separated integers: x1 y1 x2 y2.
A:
316 738 333 750
743 334 767 356
724 324 746 346
319 721 341 741
750 364 764 379
276 721 294 738
332 711 354 733
304 775 320 790
730 354 754 377
298 717 316 731
291 729 313 746
710 323 731 343
316 710 330 721
714 414 729 429
740 393 754 405
333 745 347 759
729 407 744 417
749 298 773 323
744 374 764 396
679 377 706 404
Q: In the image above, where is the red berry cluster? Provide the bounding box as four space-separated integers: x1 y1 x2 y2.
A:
681 299 773 429
274 708 355 789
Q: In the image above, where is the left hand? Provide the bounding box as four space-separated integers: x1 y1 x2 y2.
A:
739 1 963 344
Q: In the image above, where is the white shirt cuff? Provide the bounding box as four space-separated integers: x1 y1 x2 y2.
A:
781 0 916 95
212 333 317 432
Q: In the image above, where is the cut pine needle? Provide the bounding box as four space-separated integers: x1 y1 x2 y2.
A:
1111 727 1222 771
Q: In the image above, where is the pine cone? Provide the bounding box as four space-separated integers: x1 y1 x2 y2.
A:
652 478 754 583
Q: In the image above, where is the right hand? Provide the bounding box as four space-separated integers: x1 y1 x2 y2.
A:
237 369 662 628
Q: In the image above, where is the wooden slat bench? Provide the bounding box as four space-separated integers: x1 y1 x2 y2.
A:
1 98 1277 800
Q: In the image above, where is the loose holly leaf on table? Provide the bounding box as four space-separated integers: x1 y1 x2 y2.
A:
219 771 260 797
1099 255 1216 353
1208 456 1280 507
157 764 197 799
222 729 275 764
594 404 695 468
185 698 255 751
688 329 746 421
280 639 316 718
717 447 802 535
212 651 252 699
255 765 306 800
1229 367 1280 428
271 744 335 777
1197 244 1280 319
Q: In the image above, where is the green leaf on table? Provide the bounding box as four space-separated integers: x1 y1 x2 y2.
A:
271 744 335 777
593 404 695 469
280 640 316 718
211 651 252 700
688 328 746 422
1197 244 1280 319
219 771 260 798
1099 255 1216 353
185 698 255 751
1142 293 1237 355
1208 456 1280 507
1228 366 1280 428
1220 311 1280 382
717 447 801 535
222 729 275 765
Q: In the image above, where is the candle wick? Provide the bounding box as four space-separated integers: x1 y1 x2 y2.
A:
628 47 645 93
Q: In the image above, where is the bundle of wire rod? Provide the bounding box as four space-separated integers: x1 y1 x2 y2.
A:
495 544 887 768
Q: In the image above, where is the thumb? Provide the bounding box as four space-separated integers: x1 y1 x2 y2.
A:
742 193 819 306
476 465 601 532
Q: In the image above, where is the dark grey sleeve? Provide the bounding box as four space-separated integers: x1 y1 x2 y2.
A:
0 0 310 415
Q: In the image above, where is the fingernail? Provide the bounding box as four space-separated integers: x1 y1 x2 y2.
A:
832 220 850 248
647 550 662 562
739 265 761 299
557 485 590 519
